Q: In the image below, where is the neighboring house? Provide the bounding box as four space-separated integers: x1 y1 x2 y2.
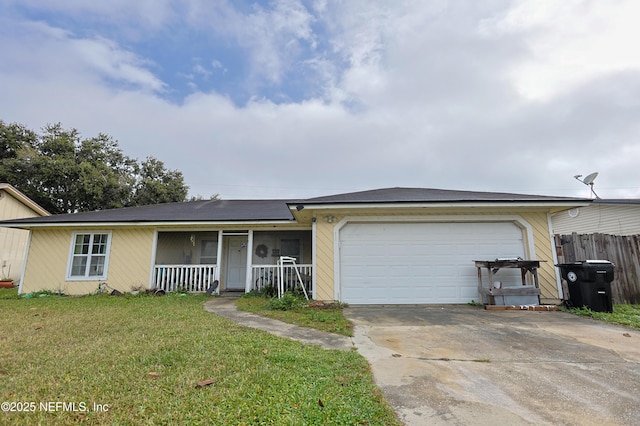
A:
551 199 640 305
0 187 588 304
0 183 50 283
551 199 640 236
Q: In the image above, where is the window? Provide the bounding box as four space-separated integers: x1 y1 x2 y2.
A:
67 233 111 280
280 239 301 262
200 239 218 264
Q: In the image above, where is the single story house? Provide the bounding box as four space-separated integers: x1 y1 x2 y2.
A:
0 183 50 283
0 187 588 304
551 199 640 236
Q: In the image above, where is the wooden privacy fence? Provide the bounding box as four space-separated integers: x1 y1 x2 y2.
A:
555 233 640 304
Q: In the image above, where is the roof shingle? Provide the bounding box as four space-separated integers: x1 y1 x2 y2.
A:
296 187 588 204
2 199 294 224
0 187 591 226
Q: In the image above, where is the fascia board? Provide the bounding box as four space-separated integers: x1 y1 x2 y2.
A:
292 201 592 210
0 184 50 216
1 220 299 229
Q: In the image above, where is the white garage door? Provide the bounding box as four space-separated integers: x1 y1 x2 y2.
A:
339 222 526 304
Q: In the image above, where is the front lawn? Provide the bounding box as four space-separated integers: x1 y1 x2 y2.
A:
0 288 399 425
236 292 354 337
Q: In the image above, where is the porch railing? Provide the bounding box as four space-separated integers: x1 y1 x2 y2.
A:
252 264 313 295
152 263 313 295
153 265 218 293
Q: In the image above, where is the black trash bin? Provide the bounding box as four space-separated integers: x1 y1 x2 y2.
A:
556 260 614 312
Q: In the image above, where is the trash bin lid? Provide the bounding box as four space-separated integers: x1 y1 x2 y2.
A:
555 260 612 266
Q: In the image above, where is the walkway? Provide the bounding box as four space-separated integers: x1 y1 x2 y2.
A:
203 297 354 351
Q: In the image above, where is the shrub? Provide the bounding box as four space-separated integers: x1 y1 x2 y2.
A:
268 292 308 310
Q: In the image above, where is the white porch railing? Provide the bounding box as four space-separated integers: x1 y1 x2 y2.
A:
153 265 218 293
152 263 312 295
252 264 313 295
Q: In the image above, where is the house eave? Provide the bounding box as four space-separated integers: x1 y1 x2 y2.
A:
1 219 299 230
0 183 50 216
290 201 592 211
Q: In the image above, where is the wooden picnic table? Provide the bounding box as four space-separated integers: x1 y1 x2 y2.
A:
475 259 545 305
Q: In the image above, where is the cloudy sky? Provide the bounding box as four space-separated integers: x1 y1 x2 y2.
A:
1 0 639 200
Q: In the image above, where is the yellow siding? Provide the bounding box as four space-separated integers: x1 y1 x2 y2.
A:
107 228 155 292
20 207 561 302
0 190 40 219
21 229 70 294
520 212 559 303
312 208 562 303
21 226 313 295
21 227 155 295
0 191 45 283
315 220 337 300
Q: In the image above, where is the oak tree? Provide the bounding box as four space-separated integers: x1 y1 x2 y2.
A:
0 120 189 214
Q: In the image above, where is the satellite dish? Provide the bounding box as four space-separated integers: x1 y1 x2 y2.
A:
582 172 598 185
573 171 601 199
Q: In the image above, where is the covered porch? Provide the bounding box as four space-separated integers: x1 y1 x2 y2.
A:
152 229 313 296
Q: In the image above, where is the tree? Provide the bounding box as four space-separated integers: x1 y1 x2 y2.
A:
0 120 189 214
132 157 189 206
0 121 36 160
189 194 221 201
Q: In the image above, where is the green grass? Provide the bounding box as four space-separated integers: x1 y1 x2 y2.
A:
236 293 354 337
566 304 640 329
0 288 399 425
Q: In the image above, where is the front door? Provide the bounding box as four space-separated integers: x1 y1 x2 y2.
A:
225 235 248 290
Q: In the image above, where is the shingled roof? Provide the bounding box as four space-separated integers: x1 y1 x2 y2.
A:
294 187 589 204
1 199 294 225
1 187 590 227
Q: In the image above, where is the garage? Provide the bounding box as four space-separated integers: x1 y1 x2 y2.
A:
338 221 526 304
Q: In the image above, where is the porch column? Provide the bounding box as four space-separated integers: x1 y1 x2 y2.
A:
216 230 223 284
245 230 254 292
149 231 159 289
312 217 317 300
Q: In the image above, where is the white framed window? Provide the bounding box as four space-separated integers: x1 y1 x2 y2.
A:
199 239 218 264
67 232 112 280
280 238 301 262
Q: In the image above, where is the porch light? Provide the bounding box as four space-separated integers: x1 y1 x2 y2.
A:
190 234 196 246
323 215 337 223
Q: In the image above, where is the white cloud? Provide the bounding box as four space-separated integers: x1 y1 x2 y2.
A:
70 36 166 92
211 59 227 73
1 1 639 200
481 0 640 101
182 0 316 87
0 19 165 93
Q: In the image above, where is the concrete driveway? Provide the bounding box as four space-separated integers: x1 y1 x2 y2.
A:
343 305 640 426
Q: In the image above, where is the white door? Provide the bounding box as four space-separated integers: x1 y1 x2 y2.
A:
339 222 526 304
225 236 248 290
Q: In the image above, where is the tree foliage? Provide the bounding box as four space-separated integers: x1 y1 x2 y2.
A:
0 120 189 214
